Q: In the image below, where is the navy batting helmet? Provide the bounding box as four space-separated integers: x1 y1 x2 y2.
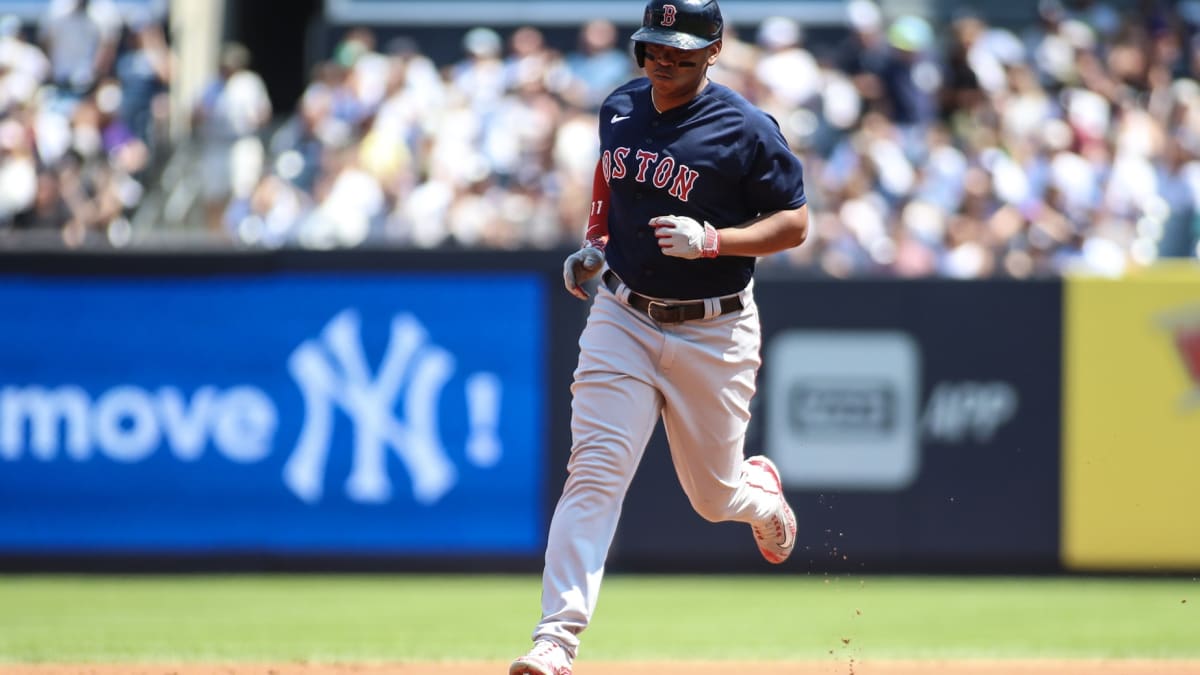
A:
631 0 723 67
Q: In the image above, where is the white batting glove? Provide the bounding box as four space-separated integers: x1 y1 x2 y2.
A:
562 245 605 300
651 215 720 259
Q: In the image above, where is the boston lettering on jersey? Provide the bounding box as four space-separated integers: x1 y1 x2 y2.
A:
601 147 699 202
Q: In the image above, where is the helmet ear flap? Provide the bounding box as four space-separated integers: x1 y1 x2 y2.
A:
635 42 646 68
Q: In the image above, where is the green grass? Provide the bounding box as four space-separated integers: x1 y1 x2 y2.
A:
0 574 1196 663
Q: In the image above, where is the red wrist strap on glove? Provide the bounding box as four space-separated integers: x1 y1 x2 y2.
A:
701 222 720 258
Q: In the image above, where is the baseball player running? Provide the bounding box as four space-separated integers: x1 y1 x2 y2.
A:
510 1 808 673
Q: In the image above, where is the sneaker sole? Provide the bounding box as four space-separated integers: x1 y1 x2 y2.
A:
510 659 568 675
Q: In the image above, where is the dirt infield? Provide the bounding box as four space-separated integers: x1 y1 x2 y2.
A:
5 661 1200 674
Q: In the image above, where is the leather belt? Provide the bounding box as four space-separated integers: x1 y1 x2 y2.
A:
602 270 743 324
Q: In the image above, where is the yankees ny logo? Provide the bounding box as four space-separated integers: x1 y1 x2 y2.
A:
284 309 502 505
661 4 677 26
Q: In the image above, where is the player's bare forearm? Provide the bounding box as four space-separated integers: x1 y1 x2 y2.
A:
715 204 808 257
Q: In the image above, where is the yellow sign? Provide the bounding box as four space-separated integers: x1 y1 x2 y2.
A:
1063 269 1200 570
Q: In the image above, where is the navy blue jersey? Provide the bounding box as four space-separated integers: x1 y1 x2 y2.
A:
598 78 806 300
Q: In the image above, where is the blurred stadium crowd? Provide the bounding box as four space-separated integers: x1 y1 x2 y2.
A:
0 0 168 248
2 0 1200 278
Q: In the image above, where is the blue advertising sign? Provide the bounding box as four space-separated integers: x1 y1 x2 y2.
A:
0 273 545 555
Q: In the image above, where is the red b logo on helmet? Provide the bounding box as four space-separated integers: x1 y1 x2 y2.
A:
661 4 677 26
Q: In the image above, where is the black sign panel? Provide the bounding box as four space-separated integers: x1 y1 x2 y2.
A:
613 278 1063 573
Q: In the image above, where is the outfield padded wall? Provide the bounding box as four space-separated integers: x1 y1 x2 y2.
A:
3 251 1197 574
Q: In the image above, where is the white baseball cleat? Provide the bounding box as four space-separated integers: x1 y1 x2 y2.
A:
509 639 573 675
744 455 797 564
